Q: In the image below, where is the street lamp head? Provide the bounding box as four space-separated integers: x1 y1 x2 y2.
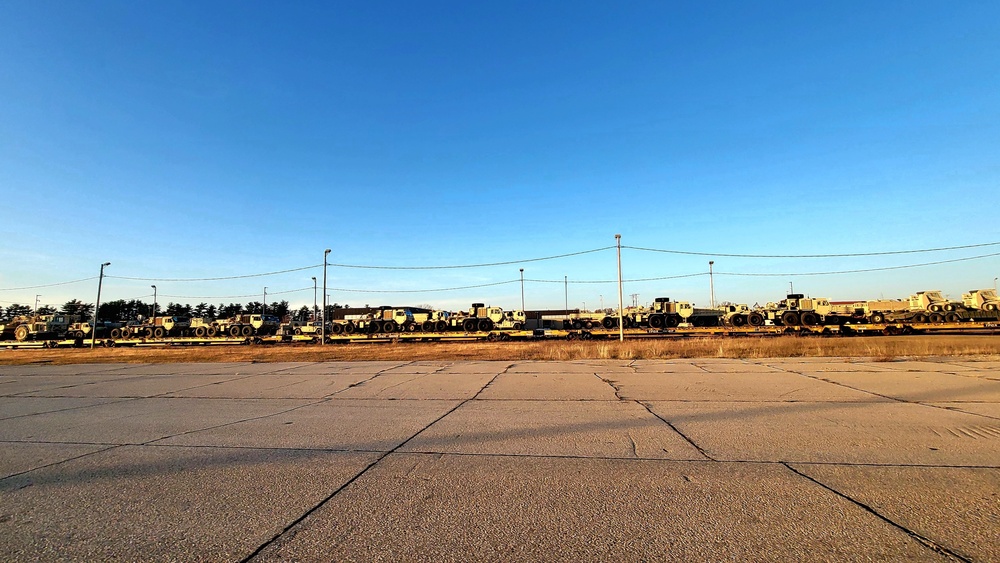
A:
615 234 621 240
151 284 156 289
324 249 331 255
102 262 111 267
312 276 316 282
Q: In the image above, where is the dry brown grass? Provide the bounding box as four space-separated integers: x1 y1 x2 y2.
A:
1 335 999 365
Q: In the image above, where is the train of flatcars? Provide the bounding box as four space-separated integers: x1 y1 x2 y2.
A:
2 288 999 347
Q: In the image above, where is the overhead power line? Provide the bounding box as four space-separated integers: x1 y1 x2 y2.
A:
0 277 98 291
328 247 615 270
107 266 322 282
716 251 1000 276
624 241 1000 259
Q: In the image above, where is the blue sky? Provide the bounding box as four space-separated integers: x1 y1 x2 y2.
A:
1 1 998 313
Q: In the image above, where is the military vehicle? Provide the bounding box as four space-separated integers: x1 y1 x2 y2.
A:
962 289 1000 312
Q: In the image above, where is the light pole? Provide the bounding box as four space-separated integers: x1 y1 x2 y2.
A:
34 294 40 315
789 281 794 295
564 275 568 319
519 268 525 311
91 262 110 349
709 260 715 308
312 276 317 321
263 287 267 315
151 285 157 325
322 248 330 345
600 295 604 311
616 234 624 342
995 277 998 291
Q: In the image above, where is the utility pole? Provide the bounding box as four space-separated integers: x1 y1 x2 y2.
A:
34 295 40 315
263 287 267 315
519 268 525 311
322 249 331 345
709 260 715 308
564 275 568 318
151 285 157 326
91 262 110 349
630 293 638 308
616 234 624 342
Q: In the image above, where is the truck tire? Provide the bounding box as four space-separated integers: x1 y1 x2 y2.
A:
649 315 664 329
153 327 165 338
928 313 944 323
731 315 746 327
665 316 680 328
913 313 928 323
345 322 356 334
14 325 29 341
781 311 800 326
436 320 448 332
870 312 885 324
479 319 494 332
194 327 206 337
800 312 819 326
945 312 960 323
241 325 253 337
207 327 218 337
463 319 477 332
229 325 241 337
747 313 764 327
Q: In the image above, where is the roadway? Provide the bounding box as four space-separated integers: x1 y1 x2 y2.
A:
1 358 998 561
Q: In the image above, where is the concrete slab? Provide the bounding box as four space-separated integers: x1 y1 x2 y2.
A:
762 359 896 372
0 374 143 396
333 371 496 400
110 362 310 375
629 360 712 374
0 363 131 376
0 445 380 562
792 464 1000 562
606 371 881 402
871 360 980 372
0 442 111 479
477 371 618 400
505 361 612 374
649 401 1000 464
13 374 249 398
0 396 122 420
162 373 371 399
250 453 944 562
401 400 704 459
155 399 461 451
809 371 1000 402
928 402 1000 420
690 359 783 373
0 397 311 444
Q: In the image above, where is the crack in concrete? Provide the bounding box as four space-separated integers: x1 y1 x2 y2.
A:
782 462 973 562
240 364 511 562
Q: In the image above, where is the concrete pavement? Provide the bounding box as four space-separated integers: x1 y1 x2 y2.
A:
1 358 997 561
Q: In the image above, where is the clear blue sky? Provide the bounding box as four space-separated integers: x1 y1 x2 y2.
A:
1 1 998 313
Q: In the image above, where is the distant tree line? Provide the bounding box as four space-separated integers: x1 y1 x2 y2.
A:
2 300 350 323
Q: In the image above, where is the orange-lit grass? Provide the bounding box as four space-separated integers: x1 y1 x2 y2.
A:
1 334 998 365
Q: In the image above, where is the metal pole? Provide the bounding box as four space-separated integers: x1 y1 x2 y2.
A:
519 268 524 311
263 287 267 315
322 248 330 345
151 285 156 326
312 277 317 321
709 260 715 308
34 295 40 315
91 262 110 349
564 275 568 318
616 234 624 342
